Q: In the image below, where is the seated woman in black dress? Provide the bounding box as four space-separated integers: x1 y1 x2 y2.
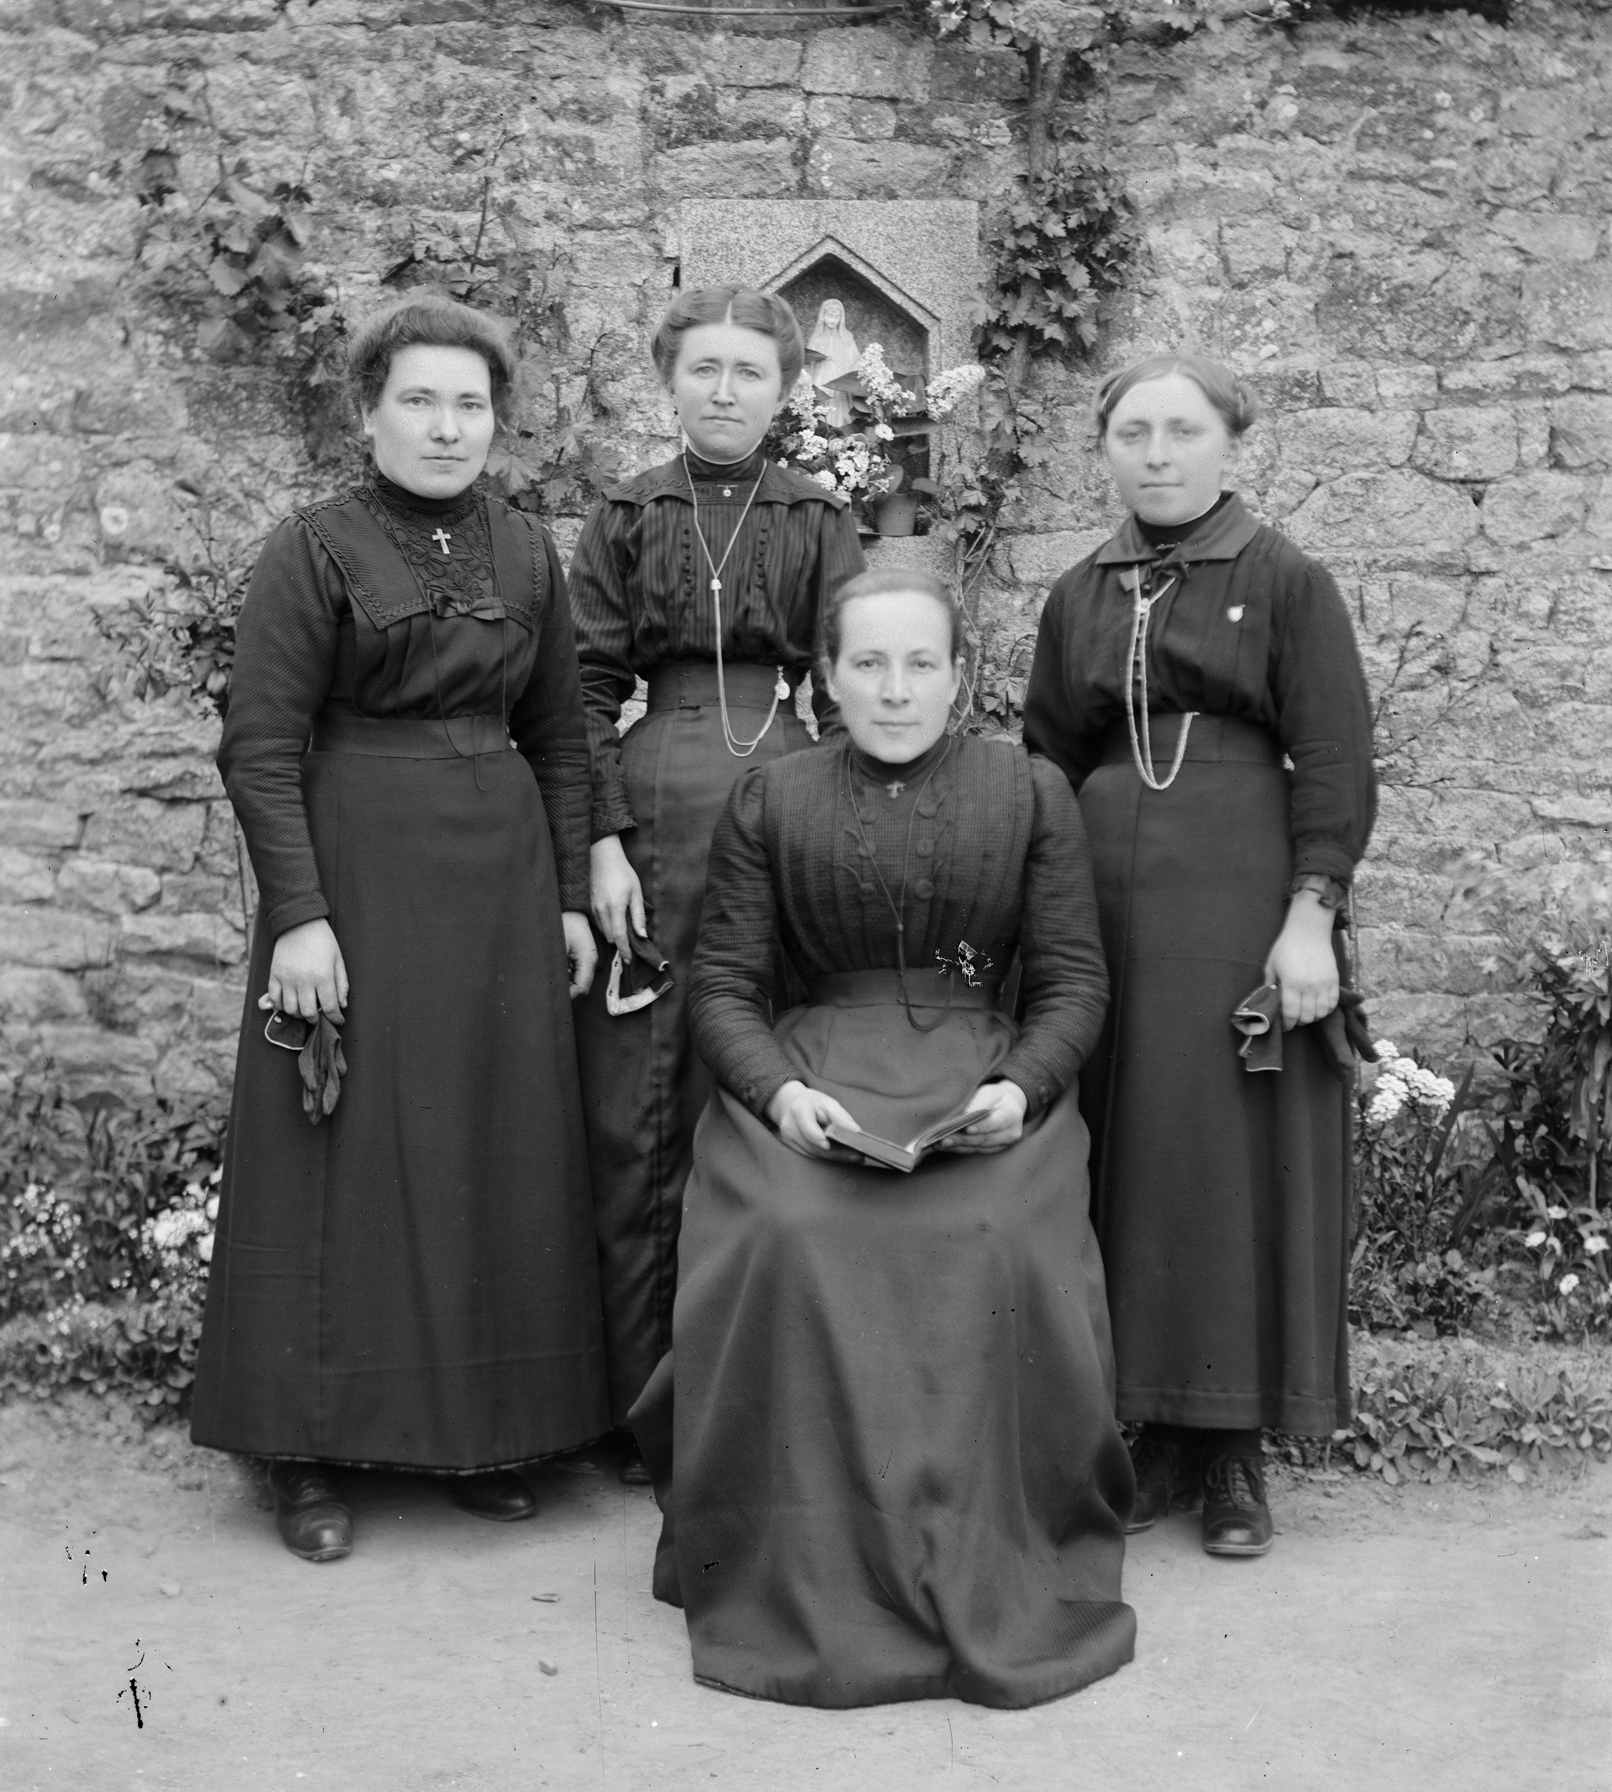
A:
633 567 1136 1709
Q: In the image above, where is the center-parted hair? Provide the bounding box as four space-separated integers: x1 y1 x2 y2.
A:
346 290 519 428
651 285 807 391
1093 353 1260 441
818 567 964 670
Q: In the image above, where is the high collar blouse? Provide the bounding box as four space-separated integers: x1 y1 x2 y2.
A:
687 734 1109 1121
216 480 592 934
1021 492 1376 886
567 446 865 839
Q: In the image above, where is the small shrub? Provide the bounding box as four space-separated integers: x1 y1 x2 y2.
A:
93 515 254 719
1514 1192 1611 1341
1350 1044 1500 1335
0 1070 224 1419
1340 1338 1612 1485
1486 938 1611 1199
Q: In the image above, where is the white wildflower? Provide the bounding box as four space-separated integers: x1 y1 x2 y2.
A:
1559 1272 1581 1296
924 362 987 419
149 1211 188 1252
1583 1234 1608 1255
858 343 918 414
1525 1230 1548 1249
1365 1077 1407 1126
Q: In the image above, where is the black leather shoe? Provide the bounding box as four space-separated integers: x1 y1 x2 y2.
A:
1200 1451 1274 1557
269 1461 352 1563
450 1469 537 1522
1125 1427 1196 1534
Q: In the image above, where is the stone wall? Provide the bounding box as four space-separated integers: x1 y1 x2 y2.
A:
1 0 1608 1101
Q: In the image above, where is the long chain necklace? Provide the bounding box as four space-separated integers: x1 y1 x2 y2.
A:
1122 564 1197 792
683 452 789 758
843 738 956 1032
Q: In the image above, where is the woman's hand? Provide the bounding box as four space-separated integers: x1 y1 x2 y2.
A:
260 918 348 1024
1264 890 1340 1030
766 1079 860 1159
940 1081 1028 1155
590 835 646 958
562 910 598 1000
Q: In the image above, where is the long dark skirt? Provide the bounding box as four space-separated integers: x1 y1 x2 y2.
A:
635 976 1137 1710
1079 716 1352 1436
575 662 816 1423
191 722 609 1468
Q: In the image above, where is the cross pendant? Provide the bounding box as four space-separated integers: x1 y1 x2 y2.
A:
431 527 452 556
885 780 904 798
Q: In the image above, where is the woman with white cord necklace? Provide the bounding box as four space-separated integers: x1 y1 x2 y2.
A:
567 286 865 1473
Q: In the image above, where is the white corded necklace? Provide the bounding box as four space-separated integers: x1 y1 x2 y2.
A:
682 449 790 758
1121 563 1197 791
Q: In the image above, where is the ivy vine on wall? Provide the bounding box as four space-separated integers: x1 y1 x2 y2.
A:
115 104 630 716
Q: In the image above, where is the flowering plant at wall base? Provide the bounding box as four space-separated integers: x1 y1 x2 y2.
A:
1517 1194 1610 1340
0 1074 227 1417
1350 1044 1499 1337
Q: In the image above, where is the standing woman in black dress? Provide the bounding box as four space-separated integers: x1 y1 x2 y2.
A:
1023 353 1376 1557
191 291 609 1560
568 287 864 1452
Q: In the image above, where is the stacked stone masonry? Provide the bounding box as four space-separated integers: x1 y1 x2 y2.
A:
1 0 1608 1099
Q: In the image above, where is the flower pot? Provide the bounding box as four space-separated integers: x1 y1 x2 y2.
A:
871 492 919 537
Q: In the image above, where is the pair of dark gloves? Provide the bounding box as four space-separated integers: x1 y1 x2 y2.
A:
297 1014 347 1124
290 930 672 1125
1231 982 1377 1080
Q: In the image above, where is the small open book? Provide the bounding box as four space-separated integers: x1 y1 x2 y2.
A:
823 1106 991 1173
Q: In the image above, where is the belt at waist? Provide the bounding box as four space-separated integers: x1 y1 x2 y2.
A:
807 967 1004 1010
645 659 791 712
1099 713 1282 769
309 711 512 758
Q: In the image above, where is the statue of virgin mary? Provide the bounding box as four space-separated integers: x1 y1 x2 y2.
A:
807 299 860 430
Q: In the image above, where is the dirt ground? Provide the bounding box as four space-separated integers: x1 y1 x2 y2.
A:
2 1397 1608 1792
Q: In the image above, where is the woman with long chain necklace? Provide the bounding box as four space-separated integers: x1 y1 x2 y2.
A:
632 568 1133 1708
568 287 864 1463
191 292 608 1560
1023 353 1377 1559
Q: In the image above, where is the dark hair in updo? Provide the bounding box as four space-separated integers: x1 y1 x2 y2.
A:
1093 353 1260 441
347 290 519 428
650 285 806 392
819 567 965 670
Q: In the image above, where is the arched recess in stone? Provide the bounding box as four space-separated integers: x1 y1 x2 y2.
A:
773 239 937 485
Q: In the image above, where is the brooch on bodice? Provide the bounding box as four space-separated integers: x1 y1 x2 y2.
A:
936 940 994 988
